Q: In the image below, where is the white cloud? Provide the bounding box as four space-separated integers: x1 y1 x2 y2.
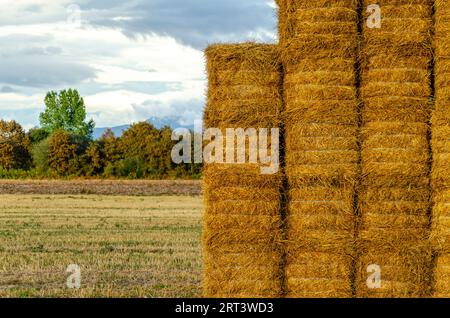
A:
0 92 43 110
0 0 73 26
0 20 205 127
111 16 134 22
84 79 204 127
0 0 277 129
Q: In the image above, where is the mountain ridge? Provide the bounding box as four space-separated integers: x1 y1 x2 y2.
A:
93 116 195 139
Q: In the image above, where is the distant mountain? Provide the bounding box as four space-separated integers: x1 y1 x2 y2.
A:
93 116 195 139
93 125 129 139
147 116 194 131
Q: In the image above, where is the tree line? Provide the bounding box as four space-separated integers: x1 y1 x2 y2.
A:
0 89 202 179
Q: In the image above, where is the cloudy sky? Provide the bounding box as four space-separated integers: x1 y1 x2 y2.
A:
0 0 277 130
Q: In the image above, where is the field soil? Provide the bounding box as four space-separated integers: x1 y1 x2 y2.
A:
0 195 203 297
0 180 202 196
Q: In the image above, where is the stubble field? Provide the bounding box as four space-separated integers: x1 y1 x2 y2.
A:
0 194 203 298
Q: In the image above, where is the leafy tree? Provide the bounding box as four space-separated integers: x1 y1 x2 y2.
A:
32 138 50 175
82 141 103 176
99 129 121 165
0 120 31 170
28 127 50 144
115 157 146 179
146 126 174 176
48 130 79 176
0 114 203 179
39 89 95 139
119 122 159 161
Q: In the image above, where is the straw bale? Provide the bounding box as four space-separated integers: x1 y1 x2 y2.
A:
286 251 353 298
278 0 359 298
276 0 358 45
355 251 432 298
431 1 450 297
203 43 283 298
434 253 450 298
431 190 450 250
361 98 430 123
357 0 433 298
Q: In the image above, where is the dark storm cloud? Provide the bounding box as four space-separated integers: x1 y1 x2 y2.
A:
0 86 15 93
0 58 96 88
84 0 277 48
0 34 95 88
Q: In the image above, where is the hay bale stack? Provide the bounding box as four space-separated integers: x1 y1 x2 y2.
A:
431 0 450 298
203 43 284 298
277 0 359 297
356 0 433 297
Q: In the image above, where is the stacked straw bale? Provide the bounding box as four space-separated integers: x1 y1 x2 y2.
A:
203 44 284 298
277 0 359 297
356 0 433 297
431 0 450 298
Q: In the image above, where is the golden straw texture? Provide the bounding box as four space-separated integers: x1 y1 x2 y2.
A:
356 0 433 298
431 0 450 298
203 43 284 298
278 0 359 298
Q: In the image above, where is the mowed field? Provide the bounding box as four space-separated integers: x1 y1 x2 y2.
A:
0 192 203 298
